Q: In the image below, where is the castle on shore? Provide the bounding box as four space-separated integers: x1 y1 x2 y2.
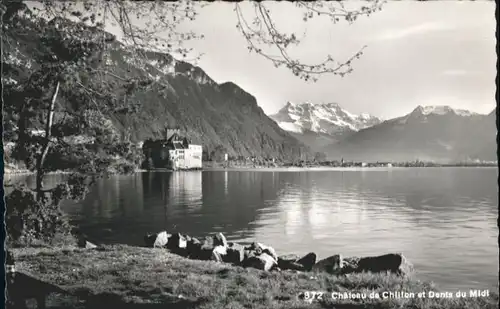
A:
142 129 202 170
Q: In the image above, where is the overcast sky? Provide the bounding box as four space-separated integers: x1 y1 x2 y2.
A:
173 1 495 119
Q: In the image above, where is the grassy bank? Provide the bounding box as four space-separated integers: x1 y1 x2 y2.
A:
11 245 498 309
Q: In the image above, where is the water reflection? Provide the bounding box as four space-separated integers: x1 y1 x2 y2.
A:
224 171 228 197
60 171 289 244
230 168 497 291
5 168 497 291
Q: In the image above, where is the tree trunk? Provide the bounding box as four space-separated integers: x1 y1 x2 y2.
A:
36 81 60 201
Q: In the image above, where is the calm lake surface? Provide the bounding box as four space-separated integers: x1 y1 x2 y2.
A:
7 168 498 291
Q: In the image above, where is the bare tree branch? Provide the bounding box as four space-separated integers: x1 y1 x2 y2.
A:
234 1 384 81
27 1 386 83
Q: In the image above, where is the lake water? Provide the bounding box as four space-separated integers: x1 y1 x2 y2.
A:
6 168 498 291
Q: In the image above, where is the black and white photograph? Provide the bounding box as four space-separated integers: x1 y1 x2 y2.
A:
2 0 498 308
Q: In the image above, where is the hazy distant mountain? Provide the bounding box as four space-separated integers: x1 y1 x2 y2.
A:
269 102 381 151
325 105 497 162
2 6 311 160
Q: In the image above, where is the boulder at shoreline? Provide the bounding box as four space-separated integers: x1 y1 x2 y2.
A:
186 237 202 259
144 231 413 276
212 245 227 262
144 231 170 248
244 253 277 271
166 233 188 256
278 252 316 271
312 254 343 274
224 242 245 265
214 233 228 247
354 253 414 276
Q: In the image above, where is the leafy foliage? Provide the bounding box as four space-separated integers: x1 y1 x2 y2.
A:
5 186 74 246
2 1 147 173
2 2 147 246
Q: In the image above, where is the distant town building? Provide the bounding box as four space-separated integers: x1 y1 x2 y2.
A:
31 129 45 136
143 130 202 170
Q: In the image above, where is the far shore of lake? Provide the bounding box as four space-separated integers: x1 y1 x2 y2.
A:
3 168 74 176
198 161 499 173
4 162 497 176
202 165 498 172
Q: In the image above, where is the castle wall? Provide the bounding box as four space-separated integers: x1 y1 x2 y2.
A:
168 144 202 170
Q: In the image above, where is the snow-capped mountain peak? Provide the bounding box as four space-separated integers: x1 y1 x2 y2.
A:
412 105 477 117
269 101 382 136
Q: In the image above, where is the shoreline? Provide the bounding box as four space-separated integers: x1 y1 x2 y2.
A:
4 164 497 176
3 169 74 176
202 165 498 171
10 244 498 309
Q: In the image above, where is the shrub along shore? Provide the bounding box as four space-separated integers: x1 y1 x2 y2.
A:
9 231 498 309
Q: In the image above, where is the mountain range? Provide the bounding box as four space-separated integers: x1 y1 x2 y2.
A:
270 101 382 135
269 102 382 151
3 4 496 164
327 105 496 162
2 6 310 160
271 102 496 162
